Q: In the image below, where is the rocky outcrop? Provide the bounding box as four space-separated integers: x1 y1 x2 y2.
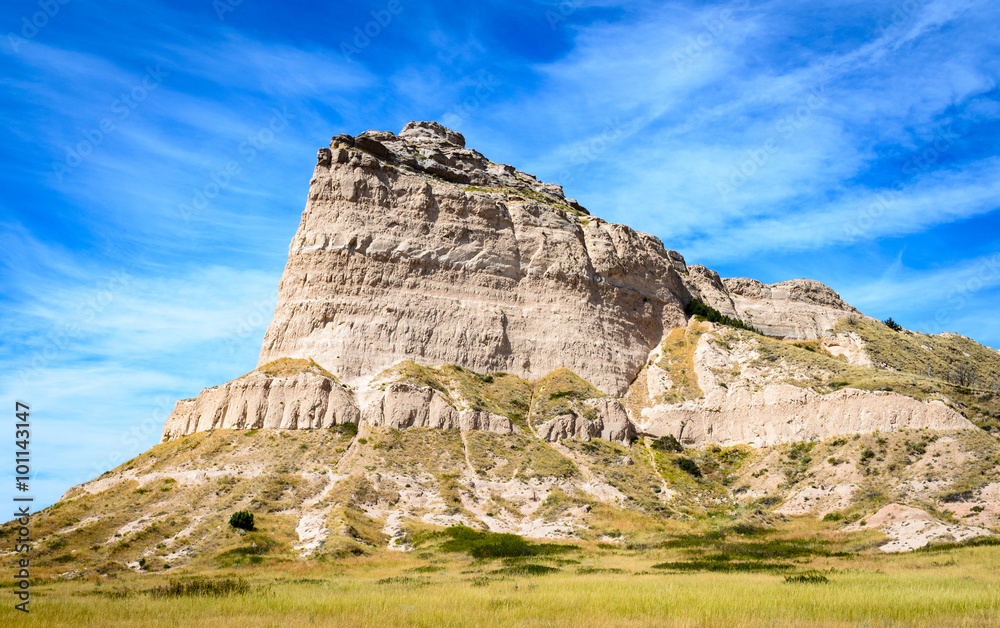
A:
722 278 860 339
821 332 874 367
640 384 973 447
159 121 983 450
631 321 975 446
681 265 740 319
161 367 360 440
257 121 695 396
847 504 992 552
362 382 514 434
536 398 635 444
162 363 521 439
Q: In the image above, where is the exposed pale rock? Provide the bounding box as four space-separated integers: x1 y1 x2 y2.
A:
363 382 513 434
161 368 359 441
399 120 466 147
822 332 874 367
682 265 739 319
723 277 859 339
535 398 635 444
257 122 694 396
847 504 993 552
641 384 972 447
632 323 975 446
158 121 982 453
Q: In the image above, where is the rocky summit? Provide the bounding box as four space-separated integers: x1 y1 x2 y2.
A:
11 122 1000 577
165 120 981 447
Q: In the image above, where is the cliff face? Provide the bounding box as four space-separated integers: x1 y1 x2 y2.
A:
161 359 360 440
256 121 694 397
723 277 861 340
29 122 998 578
161 121 983 447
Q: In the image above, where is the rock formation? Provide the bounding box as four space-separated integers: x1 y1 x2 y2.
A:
641 384 971 447
22 122 1000 577
161 121 980 448
257 120 696 396
722 277 861 339
362 382 514 434
161 359 359 440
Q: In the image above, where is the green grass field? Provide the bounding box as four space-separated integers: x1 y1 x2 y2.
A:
5 536 999 627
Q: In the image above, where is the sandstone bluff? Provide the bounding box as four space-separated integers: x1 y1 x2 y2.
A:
17 122 1000 576
162 121 975 447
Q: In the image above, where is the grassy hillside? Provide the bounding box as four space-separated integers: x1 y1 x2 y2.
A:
832 318 1000 431
7 333 1000 625
4 424 997 579
837 318 1000 388
2 523 999 627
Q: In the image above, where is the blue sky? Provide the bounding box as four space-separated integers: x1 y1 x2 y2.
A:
2 0 999 508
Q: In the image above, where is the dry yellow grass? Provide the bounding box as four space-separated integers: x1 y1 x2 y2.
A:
250 357 338 380
655 323 708 404
3 543 999 627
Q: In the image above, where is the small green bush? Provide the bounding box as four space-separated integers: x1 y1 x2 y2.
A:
149 578 251 598
492 563 560 576
650 435 684 453
229 511 254 531
685 299 763 335
785 571 830 584
334 422 359 437
675 457 702 478
883 318 903 332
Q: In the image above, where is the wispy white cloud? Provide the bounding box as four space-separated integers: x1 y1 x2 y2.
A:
489 0 1000 265
3 0 999 507
0 229 281 507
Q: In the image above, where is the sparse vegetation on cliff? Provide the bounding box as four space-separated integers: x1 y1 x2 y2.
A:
834 317 1000 430
654 323 708 404
530 368 606 428
251 357 337 380
686 298 763 335
382 361 532 429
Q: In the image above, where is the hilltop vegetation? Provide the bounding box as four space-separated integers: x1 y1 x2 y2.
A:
834 318 1000 431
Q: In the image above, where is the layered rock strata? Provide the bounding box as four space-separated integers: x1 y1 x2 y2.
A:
641 384 972 447
631 322 975 446
160 121 971 448
257 121 702 396
161 367 360 440
362 382 514 434
723 278 861 339
535 398 636 443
